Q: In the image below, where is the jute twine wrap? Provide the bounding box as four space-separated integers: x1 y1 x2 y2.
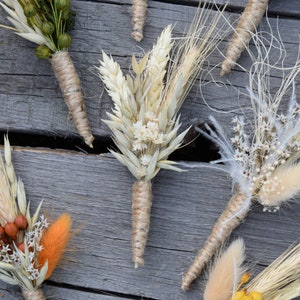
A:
181 190 251 290
22 289 45 300
132 180 152 268
50 51 94 147
220 0 268 76
131 0 147 42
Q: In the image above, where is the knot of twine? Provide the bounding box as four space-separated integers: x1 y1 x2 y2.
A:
51 51 94 147
131 0 147 42
22 289 45 300
132 180 152 268
182 190 250 290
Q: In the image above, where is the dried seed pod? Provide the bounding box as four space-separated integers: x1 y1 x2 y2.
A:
18 242 25 253
4 222 19 237
14 214 28 230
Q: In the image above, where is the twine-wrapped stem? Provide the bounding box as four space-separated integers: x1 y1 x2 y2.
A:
131 0 147 42
22 288 45 300
181 189 251 290
220 0 268 76
132 180 152 268
50 50 94 147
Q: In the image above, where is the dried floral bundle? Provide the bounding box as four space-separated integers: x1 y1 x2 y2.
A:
98 3 226 268
221 0 268 75
0 0 94 147
131 0 147 42
204 239 300 300
182 36 300 289
0 137 72 300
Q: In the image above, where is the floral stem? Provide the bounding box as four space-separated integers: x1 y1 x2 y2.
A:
132 180 152 268
181 189 251 290
50 50 94 147
131 0 147 42
22 288 45 300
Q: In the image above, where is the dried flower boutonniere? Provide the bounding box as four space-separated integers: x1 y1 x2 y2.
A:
0 137 72 299
182 38 300 289
98 4 226 268
203 239 300 300
0 0 94 147
221 0 268 75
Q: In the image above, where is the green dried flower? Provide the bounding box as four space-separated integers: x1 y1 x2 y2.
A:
24 3 37 18
42 21 55 35
55 0 70 10
35 44 51 59
57 32 72 48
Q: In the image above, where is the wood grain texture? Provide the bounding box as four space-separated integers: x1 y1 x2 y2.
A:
0 0 300 299
0 146 297 299
0 0 300 143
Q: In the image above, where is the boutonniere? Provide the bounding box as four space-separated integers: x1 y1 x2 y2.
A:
0 0 94 147
0 137 72 299
98 4 226 268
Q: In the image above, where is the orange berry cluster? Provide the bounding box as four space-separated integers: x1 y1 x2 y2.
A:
0 214 28 252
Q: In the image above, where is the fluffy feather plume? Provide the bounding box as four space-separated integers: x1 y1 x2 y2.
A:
38 213 72 279
204 239 246 300
221 0 268 75
182 34 300 289
246 243 300 300
98 4 227 268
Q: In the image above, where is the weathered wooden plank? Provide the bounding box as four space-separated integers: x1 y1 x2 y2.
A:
0 0 300 145
0 282 127 299
0 146 297 299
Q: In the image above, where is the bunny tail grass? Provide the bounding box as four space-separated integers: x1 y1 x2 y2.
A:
181 190 250 290
132 180 152 268
220 0 268 76
204 239 246 300
50 50 94 147
22 289 45 300
131 0 147 42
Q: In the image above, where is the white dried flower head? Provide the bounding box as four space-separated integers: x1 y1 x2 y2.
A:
201 35 300 211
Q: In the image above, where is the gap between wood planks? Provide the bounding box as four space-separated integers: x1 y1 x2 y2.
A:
45 281 157 300
0 126 220 162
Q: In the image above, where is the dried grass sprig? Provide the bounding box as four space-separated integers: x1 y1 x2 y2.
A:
0 0 94 147
204 240 300 300
246 243 300 300
203 239 246 300
98 3 227 268
182 34 300 289
0 137 72 299
131 0 147 42
221 0 268 75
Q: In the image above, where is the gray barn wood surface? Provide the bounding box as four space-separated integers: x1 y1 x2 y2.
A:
0 0 299 299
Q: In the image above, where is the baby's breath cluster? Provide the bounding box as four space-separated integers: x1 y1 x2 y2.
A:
0 0 75 58
205 71 300 211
